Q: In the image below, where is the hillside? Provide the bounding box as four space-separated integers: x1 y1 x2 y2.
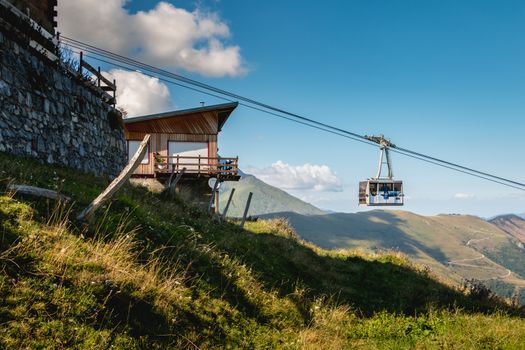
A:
219 174 325 217
262 210 525 304
2 152 525 349
490 214 525 245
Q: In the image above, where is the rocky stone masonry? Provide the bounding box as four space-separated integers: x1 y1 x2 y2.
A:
0 28 126 178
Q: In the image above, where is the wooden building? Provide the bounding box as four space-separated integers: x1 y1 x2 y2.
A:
123 102 240 181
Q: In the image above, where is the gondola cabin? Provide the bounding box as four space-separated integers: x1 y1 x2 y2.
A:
359 179 404 206
123 102 240 181
358 135 405 206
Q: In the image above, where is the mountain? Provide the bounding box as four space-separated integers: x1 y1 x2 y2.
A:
487 213 525 221
261 210 525 303
217 175 525 302
490 214 525 245
218 174 325 217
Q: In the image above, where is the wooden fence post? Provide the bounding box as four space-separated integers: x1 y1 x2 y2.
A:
97 66 101 87
76 134 150 222
78 51 83 75
240 192 253 229
167 167 186 191
221 188 235 221
207 179 220 214
168 161 175 182
113 79 116 106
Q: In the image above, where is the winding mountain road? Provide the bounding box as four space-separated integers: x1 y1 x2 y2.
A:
445 235 512 281
466 237 490 246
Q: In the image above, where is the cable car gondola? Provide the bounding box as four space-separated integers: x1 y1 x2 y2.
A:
359 135 404 206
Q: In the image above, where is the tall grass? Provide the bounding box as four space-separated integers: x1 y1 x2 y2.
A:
2 151 525 349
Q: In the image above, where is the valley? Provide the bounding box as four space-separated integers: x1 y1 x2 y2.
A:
223 174 525 303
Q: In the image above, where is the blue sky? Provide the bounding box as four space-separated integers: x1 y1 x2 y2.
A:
59 0 525 217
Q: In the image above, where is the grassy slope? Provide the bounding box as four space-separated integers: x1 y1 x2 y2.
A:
490 214 525 244
219 175 325 217
260 210 525 308
1 152 525 349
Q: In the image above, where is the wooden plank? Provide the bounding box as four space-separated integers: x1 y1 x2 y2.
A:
167 167 186 191
209 137 217 159
78 51 83 74
76 134 151 221
221 188 235 221
162 156 236 160
240 192 253 229
207 178 220 214
165 133 210 142
7 184 71 202
154 168 237 174
125 113 219 134
126 137 149 176
80 60 99 76
81 60 116 89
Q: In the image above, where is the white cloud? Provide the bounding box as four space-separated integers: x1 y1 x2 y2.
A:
246 161 343 192
105 69 173 116
58 0 246 77
454 192 475 199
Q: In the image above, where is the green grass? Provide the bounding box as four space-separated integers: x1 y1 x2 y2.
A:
261 210 525 293
1 151 525 349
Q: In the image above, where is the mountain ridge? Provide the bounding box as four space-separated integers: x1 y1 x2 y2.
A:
217 172 525 303
260 209 525 303
490 214 525 246
219 174 326 217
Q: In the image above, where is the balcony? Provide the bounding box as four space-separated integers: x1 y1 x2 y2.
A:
153 155 240 181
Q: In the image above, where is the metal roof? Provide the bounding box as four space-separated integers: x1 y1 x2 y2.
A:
123 102 239 132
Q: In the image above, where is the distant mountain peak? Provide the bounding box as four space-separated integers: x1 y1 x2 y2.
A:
237 168 249 177
219 174 325 217
491 213 524 221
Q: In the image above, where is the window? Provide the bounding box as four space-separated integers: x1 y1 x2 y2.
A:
127 140 149 164
168 141 207 161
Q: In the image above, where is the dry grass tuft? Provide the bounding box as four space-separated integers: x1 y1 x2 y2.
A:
256 218 300 240
13 206 188 314
298 299 354 350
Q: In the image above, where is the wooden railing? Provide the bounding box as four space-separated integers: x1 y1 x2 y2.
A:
154 155 239 176
79 52 116 106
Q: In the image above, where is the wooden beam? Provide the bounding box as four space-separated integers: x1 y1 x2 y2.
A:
7 184 71 202
214 183 220 214
240 192 253 229
80 59 116 90
167 163 176 187
78 51 83 74
207 179 220 214
76 134 150 221
221 188 235 221
165 167 186 193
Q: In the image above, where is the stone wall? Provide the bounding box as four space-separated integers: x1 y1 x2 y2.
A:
0 24 127 178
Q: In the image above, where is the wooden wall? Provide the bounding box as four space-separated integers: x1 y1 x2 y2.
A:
125 111 219 134
125 131 218 175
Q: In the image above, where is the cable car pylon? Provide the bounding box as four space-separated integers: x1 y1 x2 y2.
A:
359 135 404 206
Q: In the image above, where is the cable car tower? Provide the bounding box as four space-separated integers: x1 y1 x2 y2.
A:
359 135 404 206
